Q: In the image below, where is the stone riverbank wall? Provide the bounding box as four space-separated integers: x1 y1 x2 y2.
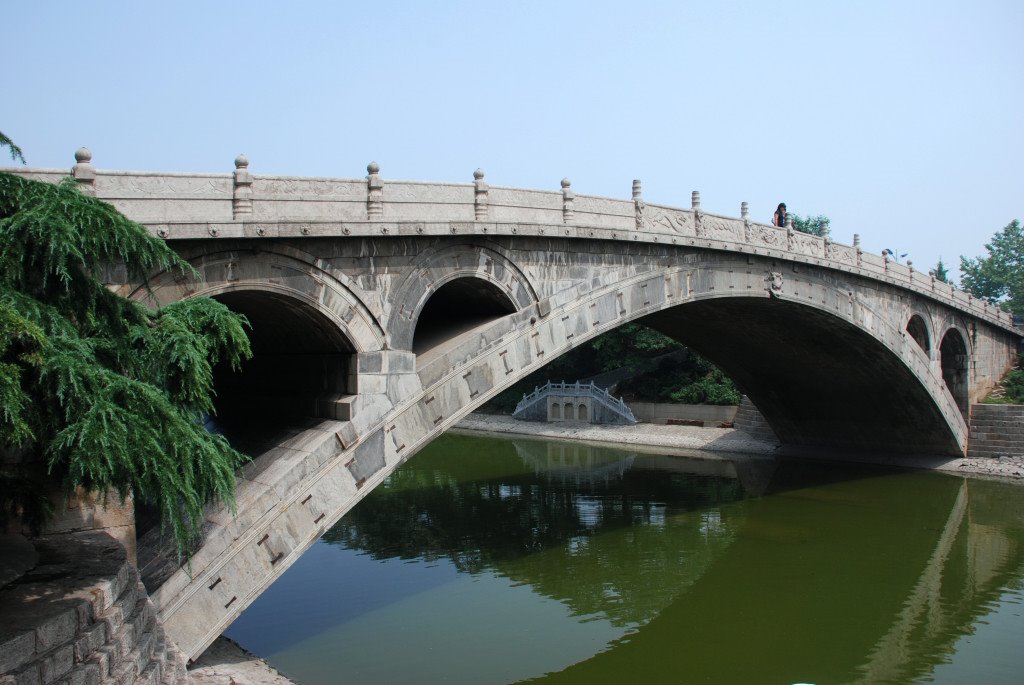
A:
628 402 738 426
0 532 188 685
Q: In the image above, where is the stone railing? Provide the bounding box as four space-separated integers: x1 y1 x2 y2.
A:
514 380 637 423
3 151 1018 335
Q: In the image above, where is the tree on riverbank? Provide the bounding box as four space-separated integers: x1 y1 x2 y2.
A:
791 213 831 238
0 143 251 556
960 219 1024 317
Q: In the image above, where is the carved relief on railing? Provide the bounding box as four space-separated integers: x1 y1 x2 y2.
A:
827 242 858 265
108 198 231 222
112 175 230 198
746 223 787 249
640 205 695 235
377 183 471 203
789 230 825 257
16 171 67 183
697 213 744 242
254 177 365 199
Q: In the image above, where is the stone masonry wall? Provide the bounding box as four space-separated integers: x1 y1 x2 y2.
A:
0 532 188 685
733 396 778 444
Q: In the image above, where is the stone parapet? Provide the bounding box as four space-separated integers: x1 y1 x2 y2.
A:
1 159 1018 336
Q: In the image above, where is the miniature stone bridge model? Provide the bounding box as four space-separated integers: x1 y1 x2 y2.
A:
8 151 1021 660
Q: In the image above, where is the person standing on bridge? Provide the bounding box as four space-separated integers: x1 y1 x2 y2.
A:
772 202 787 227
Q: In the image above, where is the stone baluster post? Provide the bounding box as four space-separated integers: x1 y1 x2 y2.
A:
72 147 96 196
561 178 574 223
232 154 253 218
740 201 748 220
473 169 489 220
853 233 862 266
633 180 644 230
366 162 383 220
691 191 701 210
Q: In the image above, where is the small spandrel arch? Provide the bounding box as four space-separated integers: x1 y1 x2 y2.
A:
939 328 969 416
906 314 931 354
411 276 518 358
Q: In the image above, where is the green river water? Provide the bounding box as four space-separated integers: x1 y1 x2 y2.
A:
225 432 1024 684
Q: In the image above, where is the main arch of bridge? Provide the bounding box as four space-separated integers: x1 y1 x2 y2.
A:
137 235 995 660
10 158 1020 664
130 237 972 455
129 233 1017 662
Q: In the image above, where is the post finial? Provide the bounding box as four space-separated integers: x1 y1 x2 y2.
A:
474 168 489 220
232 153 254 218
561 178 575 224
72 147 96 195
367 162 383 220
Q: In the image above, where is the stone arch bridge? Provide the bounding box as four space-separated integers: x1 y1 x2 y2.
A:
9 153 1020 660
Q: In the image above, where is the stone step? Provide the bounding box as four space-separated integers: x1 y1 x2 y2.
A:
969 448 1024 457
969 435 1024 445
969 420 1024 428
160 644 189 685
966 438 1024 448
969 431 1024 441
968 439 1023 446
968 447 1024 457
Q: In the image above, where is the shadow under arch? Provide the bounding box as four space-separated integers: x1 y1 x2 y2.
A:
639 296 961 454
939 327 969 416
206 288 357 447
412 275 519 358
906 313 931 355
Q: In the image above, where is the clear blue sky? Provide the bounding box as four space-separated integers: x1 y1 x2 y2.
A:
3 1 1021 278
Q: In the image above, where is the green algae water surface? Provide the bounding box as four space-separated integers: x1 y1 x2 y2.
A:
225 433 1024 684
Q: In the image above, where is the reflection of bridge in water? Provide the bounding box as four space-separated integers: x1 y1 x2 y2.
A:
853 477 1024 683
511 439 635 486
295 433 1024 681
533 466 1024 684
511 436 777 496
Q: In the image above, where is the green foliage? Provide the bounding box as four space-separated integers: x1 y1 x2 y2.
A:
1004 369 1024 403
487 323 742 411
932 258 950 284
0 171 251 557
960 220 1024 316
790 214 831 238
588 324 680 373
666 357 742 405
0 130 25 164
